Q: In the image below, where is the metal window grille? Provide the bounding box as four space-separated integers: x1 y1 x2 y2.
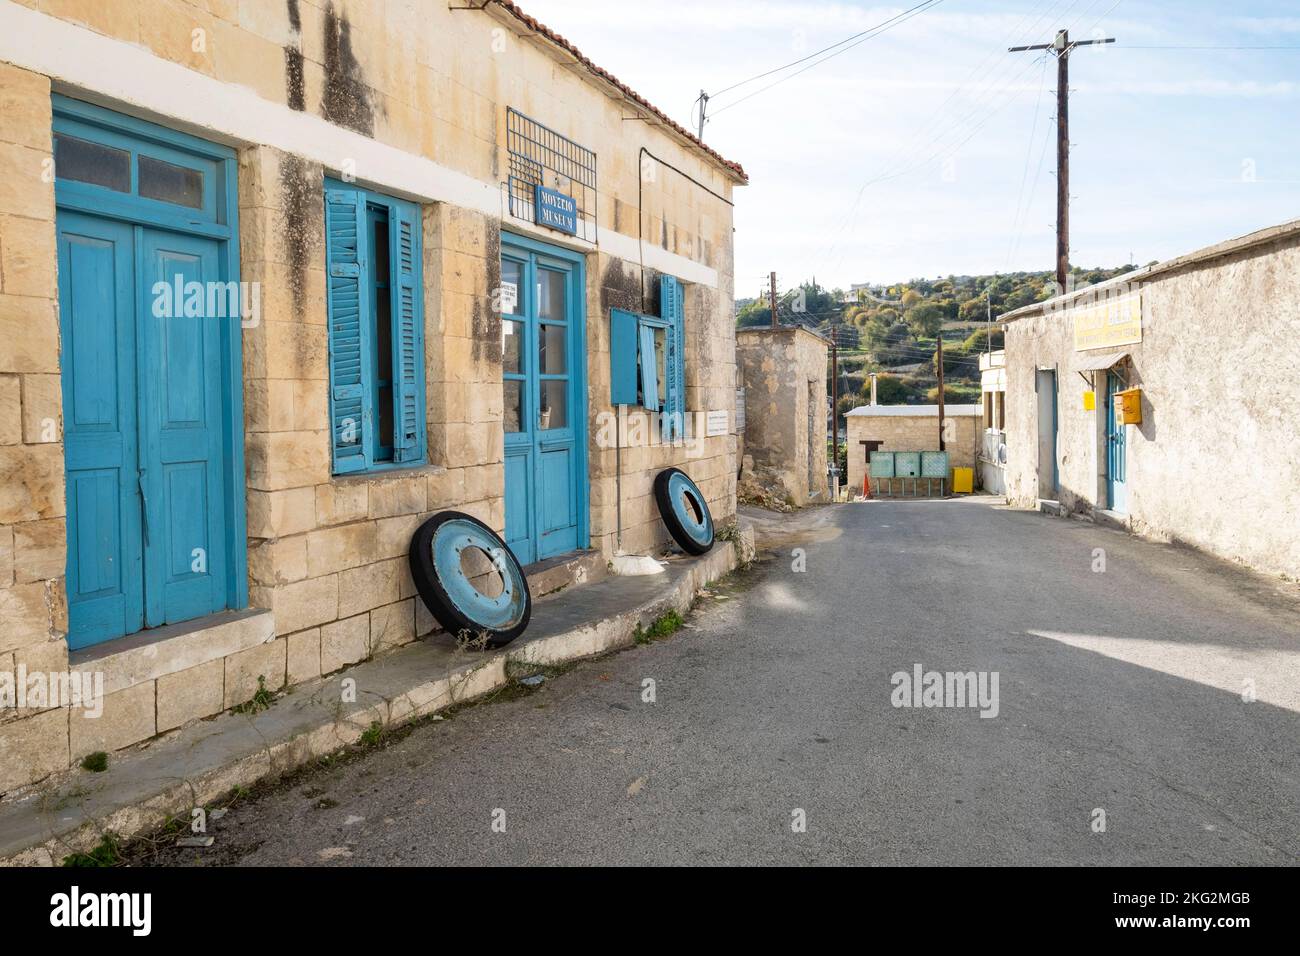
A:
506 107 597 242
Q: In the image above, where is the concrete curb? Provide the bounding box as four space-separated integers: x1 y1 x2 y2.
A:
0 527 754 866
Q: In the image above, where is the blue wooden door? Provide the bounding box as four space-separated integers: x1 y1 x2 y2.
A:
1106 371 1128 513
501 243 583 565
57 218 230 647
58 212 145 645
53 96 245 651
139 229 229 627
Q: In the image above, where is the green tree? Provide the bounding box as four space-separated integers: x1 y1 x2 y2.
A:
904 302 945 339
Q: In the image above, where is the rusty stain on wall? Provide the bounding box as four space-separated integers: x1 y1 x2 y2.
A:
475 220 503 363
277 153 317 315
322 1 374 136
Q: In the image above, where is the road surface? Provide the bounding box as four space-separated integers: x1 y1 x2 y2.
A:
141 498 1300 865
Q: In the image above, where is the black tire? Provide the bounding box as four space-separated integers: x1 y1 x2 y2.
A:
408 511 531 649
654 467 715 556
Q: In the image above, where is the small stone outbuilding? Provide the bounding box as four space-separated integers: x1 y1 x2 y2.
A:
736 326 830 508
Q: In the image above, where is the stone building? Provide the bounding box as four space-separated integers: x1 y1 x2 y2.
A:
844 404 980 496
735 326 829 508
978 349 1007 494
0 0 745 794
999 219 1300 580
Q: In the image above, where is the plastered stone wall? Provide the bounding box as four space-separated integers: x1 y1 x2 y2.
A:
1004 234 1300 579
845 411 980 495
588 254 737 556
0 1 740 792
0 60 72 792
736 327 829 507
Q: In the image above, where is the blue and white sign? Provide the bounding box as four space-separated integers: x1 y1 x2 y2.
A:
533 185 577 235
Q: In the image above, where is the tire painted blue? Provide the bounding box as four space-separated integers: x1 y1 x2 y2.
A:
667 471 713 548
431 519 529 632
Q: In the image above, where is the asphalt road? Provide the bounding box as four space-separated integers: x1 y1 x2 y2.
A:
151 499 1300 865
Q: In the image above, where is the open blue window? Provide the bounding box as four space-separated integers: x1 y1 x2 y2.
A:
608 275 686 441
324 178 426 474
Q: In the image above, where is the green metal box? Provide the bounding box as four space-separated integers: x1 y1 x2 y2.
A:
869 452 895 478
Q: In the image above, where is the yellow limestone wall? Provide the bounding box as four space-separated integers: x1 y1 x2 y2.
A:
0 0 742 794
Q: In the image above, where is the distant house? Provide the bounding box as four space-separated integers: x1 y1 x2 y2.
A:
845 404 980 495
978 350 1007 494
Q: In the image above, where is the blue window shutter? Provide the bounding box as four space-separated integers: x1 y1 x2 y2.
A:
325 185 371 474
638 322 660 412
390 199 425 463
660 275 685 440
609 309 639 405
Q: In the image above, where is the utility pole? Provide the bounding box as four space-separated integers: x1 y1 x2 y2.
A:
936 333 946 452
986 291 992 356
829 328 840 499
694 90 709 140
769 271 778 328
1010 29 1114 291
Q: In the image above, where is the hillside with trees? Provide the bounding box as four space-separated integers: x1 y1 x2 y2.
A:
736 267 1141 425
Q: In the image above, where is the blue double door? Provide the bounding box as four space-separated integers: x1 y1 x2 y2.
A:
500 237 587 566
58 212 231 649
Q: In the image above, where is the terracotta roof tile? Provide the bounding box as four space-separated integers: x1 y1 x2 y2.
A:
491 1 748 183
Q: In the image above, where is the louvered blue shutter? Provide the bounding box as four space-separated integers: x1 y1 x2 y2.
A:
390 199 425 463
325 185 371 474
638 323 660 412
660 275 685 441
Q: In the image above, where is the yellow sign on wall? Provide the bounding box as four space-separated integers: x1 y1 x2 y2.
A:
1072 292 1142 351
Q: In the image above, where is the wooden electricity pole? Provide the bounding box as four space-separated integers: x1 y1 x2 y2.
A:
936 333 945 452
1010 30 1114 291
769 271 778 328
829 327 840 499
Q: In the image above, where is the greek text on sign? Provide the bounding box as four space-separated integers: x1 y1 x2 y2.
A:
706 410 729 436
534 185 577 235
1072 291 1142 351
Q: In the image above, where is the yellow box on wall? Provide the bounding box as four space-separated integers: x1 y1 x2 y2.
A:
1116 387 1142 425
1083 390 1095 411
951 467 973 494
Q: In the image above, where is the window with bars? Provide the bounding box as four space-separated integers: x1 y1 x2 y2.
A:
505 108 597 242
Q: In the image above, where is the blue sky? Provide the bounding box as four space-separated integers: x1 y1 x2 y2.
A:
520 0 1300 296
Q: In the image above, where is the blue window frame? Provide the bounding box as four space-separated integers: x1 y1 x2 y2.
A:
610 275 686 440
324 178 426 474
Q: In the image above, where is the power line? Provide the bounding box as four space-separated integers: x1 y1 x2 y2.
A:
706 0 946 119
709 0 945 99
1119 45 1300 50
814 0 1091 273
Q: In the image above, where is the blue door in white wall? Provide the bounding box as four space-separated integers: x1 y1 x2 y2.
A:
54 97 246 650
500 234 588 566
1105 371 1128 513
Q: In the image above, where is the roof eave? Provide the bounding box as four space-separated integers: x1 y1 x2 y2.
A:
486 1 749 185
1001 217 1300 324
